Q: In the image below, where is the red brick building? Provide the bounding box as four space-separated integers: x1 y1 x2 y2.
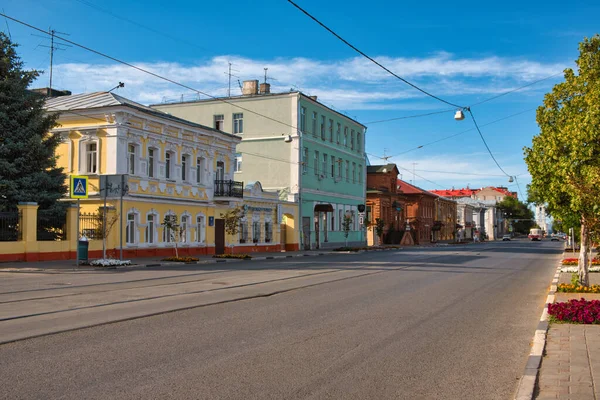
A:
366 164 406 245
396 179 436 244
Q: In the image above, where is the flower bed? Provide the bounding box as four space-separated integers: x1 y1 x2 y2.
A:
87 259 132 267
562 258 600 266
548 298 600 324
212 254 252 260
557 283 600 293
561 266 600 273
161 256 199 262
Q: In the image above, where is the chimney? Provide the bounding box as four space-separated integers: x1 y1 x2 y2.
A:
309 95 318 101
259 82 271 94
242 80 259 96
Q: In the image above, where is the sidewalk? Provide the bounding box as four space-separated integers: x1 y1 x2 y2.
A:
534 253 600 400
0 250 340 272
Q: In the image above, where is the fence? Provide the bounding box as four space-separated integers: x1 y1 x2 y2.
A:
36 210 67 241
79 212 104 239
0 211 22 242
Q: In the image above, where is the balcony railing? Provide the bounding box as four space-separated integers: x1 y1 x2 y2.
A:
214 180 244 198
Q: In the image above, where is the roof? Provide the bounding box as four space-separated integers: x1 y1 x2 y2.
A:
396 179 437 197
429 188 477 198
45 92 239 139
151 90 366 129
367 164 398 174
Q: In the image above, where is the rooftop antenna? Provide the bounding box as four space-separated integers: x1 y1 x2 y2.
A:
32 28 71 92
237 79 243 94
2 9 12 40
224 62 240 98
381 148 391 161
412 162 418 185
108 82 125 93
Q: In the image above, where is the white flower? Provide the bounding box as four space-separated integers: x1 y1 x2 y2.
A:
89 258 132 267
561 266 600 273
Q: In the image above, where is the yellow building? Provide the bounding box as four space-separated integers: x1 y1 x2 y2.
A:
44 92 298 258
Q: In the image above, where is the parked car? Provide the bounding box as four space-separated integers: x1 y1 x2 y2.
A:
551 236 560 241
502 234 511 241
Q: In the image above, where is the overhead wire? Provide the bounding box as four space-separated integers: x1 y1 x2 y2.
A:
286 0 464 109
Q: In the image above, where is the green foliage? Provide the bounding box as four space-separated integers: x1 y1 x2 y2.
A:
496 196 535 234
524 35 600 286
374 218 385 239
162 214 181 257
0 33 67 215
342 215 352 239
220 206 245 236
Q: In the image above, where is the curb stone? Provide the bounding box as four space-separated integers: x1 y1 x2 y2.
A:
514 260 562 400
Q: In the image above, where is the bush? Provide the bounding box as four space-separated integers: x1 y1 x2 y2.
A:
161 256 199 262
212 254 252 259
548 299 600 324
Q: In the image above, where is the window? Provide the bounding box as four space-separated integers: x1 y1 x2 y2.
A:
323 213 328 242
312 112 317 136
344 127 348 147
162 216 174 243
253 220 261 243
145 214 155 244
320 115 326 140
322 153 327 177
86 142 97 174
214 114 224 131
350 130 355 150
314 151 319 175
148 148 156 178
196 215 205 243
126 213 135 244
196 157 204 184
331 213 335 231
357 132 361 152
180 216 188 243
239 221 248 243
331 155 335 177
338 157 342 178
339 209 343 231
358 164 363 183
302 147 308 174
234 153 242 172
328 119 333 142
352 162 356 183
265 221 272 243
181 155 188 181
233 113 243 134
345 160 350 182
165 152 172 179
300 107 306 133
336 123 341 144
127 144 136 175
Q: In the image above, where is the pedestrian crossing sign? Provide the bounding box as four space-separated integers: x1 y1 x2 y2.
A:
70 175 88 199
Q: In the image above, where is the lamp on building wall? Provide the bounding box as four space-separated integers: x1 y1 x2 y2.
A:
284 135 293 143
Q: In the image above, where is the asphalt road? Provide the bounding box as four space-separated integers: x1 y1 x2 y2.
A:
0 240 562 399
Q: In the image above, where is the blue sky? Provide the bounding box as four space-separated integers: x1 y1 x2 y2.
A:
3 0 598 198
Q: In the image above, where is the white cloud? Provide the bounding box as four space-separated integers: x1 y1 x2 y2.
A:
39 53 568 110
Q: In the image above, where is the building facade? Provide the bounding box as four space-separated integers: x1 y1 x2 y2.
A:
433 196 458 242
396 180 436 244
152 82 367 250
45 92 298 259
365 164 406 245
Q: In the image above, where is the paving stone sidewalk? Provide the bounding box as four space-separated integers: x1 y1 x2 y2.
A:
536 324 600 399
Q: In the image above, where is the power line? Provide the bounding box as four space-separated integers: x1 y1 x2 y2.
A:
287 0 463 109
0 12 305 133
363 109 454 125
369 106 537 161
396 165 445 189
466 108 510 177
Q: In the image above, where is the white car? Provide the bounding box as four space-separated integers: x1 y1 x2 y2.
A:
502 234 511 241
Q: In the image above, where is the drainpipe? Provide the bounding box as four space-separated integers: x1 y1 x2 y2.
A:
297 93 303 250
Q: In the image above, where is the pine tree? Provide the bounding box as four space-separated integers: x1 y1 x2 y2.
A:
0 32 67 215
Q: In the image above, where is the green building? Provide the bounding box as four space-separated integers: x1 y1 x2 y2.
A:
152 80 366 249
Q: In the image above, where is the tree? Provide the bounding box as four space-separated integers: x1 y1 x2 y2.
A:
220 206 245 251
342 215 353 247
0 33 67 215
496 196 535 234
374 218 385 245
524 35 600 286
162 214 181 258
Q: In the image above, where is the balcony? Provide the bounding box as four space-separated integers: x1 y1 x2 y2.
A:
214 180 243 198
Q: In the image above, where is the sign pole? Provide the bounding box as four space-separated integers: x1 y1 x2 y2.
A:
102 177 107 259
76 199 80 268
119 174 124 261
